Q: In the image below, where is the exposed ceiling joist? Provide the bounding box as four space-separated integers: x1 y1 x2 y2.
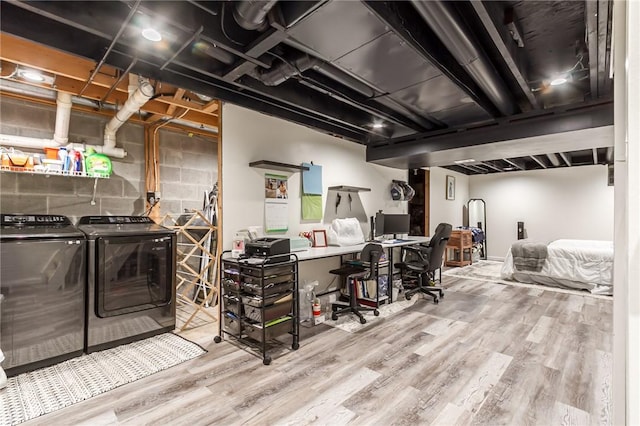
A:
478 161 503 172
503 158 525 171
468 1 538 109
559 152 572 166
546 153 561 166
530 155 547 169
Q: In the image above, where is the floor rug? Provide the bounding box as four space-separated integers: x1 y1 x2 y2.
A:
0 333 206 426
323 297 418 333
442 260 611 299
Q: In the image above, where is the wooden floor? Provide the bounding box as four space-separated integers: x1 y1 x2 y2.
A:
25 275 613 425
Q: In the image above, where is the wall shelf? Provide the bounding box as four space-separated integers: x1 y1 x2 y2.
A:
249 160 309 173
0 165 109 178
328 185 371 192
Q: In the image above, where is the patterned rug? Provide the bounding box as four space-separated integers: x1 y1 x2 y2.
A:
323 297 418 333
442 260 611 299
0 333 206 426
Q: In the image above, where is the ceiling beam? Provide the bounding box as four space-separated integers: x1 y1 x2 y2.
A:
585 0 599 100
530 155 547 169
559 152 572 167
367 100 613 167
469 1 538 110
592 148 599 164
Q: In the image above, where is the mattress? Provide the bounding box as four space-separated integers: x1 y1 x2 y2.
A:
501 239 613 295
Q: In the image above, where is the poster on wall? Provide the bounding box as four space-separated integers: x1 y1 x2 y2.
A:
265 199 288 232
265 174 288 199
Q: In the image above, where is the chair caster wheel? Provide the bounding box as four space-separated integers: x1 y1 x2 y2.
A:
332 305 338 312
405 294 412 301
434 297 439 304
373 309 379 316
332 313 338 321
360 317 367 324
292 342 299 350
214 336 222 343
263 356 272 365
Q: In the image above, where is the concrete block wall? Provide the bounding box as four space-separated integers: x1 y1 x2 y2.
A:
0 97 217 222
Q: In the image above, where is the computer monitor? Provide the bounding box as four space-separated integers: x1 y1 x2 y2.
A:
375 213 410 238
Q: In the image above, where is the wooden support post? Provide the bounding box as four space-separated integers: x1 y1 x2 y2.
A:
144 125 161 222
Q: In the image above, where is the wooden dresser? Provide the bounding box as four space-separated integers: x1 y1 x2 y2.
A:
445 229 473 267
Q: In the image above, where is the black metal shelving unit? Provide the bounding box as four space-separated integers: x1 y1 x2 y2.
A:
216 251 299 365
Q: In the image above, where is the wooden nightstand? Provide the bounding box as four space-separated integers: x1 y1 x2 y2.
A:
445 229 473 267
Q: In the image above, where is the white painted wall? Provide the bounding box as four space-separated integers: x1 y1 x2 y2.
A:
221 103 408 294
221 103 408 247
613 1 640 423
468 165 613 259
428 167 469 235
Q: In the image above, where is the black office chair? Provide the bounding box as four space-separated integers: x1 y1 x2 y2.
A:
329 243 383 324
394 223 452 304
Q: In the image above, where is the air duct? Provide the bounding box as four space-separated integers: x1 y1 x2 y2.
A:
411 0 516 116
103 79 154 155
233 1 278 31
254 54 317 86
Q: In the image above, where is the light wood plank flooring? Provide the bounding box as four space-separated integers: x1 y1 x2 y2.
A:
24 276 613 425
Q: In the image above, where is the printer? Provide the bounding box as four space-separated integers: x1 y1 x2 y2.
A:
244 237 290 263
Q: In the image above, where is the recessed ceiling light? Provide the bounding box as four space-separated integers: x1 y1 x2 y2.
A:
503 166 515 171
372 122 384 129
19 70 45 82
550 77 567 86
454 158 475 164
142 28 162 42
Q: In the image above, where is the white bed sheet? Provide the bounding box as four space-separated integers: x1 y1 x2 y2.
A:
501 239 613 295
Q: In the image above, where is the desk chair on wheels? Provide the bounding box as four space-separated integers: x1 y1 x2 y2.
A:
329 243 383 324
395 223 452 304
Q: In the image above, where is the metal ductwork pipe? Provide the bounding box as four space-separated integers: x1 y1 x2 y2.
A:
104 80 154 150
255 54 318 86
233 0 278 31
411 0 516 116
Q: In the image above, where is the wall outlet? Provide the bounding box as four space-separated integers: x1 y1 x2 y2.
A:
147 191 161 206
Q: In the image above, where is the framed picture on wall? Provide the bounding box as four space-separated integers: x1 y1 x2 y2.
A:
446 175 455 200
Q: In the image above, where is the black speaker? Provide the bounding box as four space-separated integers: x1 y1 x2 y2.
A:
517 221 525 240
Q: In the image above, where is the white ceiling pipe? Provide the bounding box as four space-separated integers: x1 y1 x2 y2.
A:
104 80 154 150
53 92 72 145
66 142 126 159
0 134 54 149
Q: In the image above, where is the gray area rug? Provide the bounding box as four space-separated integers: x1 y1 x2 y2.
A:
0 333 206 426
442 260 611 299
323 297 417 333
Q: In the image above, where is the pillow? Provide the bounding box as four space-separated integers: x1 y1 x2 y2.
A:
326 217 365 246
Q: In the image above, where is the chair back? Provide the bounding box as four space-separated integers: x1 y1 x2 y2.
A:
426 223 452 272
361 243 383 276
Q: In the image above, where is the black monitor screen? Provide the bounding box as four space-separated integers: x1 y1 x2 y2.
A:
375 213 410 237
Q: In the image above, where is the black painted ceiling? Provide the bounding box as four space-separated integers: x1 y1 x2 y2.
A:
0 0 614 174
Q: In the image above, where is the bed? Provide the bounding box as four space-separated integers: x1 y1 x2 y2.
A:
500 239 613 295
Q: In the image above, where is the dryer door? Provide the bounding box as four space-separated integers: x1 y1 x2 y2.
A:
95 234 174 317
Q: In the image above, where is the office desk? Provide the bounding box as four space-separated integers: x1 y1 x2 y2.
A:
295 236 430 302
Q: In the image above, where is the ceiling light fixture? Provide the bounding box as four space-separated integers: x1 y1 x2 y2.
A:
19 69 45 82
454 158 475 164
141 27 162 42
372 122 384 129
550 76 568 86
